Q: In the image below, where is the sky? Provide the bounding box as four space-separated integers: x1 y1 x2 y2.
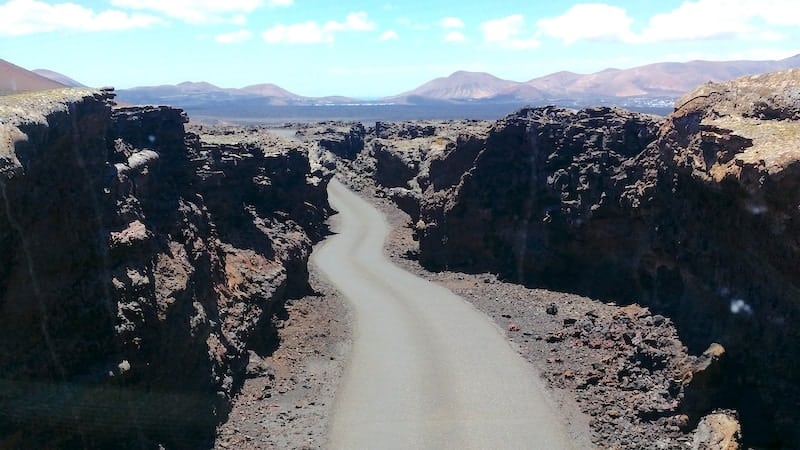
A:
1 0 799 98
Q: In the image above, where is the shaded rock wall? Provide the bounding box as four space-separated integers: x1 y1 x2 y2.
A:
369 71 800 447
0 89 330 448
621 71 800 447
414 106 661 297
303 122 365 160
370 121 490 192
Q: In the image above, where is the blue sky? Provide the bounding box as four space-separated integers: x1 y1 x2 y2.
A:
1 0 799 97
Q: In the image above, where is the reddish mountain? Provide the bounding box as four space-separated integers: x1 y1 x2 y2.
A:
520 71 583 97
522 56 800 98
392 54 800 102
0 59 66 94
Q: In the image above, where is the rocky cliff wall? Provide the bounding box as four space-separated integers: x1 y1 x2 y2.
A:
365 71 800 448
0 89 330 448
624 70 800 447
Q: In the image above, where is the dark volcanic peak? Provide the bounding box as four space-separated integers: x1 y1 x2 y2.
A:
175 81 225 91
32 68 85 88
240 83 301 98
316 95 359 104
121 81 223 94
115 82 236 106
0 59 66 94
388 71 522 102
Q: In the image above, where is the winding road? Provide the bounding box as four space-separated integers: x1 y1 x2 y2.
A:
312 179 574 449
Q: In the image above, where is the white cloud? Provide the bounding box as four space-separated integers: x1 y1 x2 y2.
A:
536 3 634 44
639 0 800 42
263 21 327 44
444 31 466 43
727 47 800 60
110 0 263 24
536 1 800 45
0 0 162 35
396 17 430 31
262 12 376 44
215 29 253 43
639 0 751 42
267 0 293 6
324 12 375 32
380 30 399 41
480 15 540 49
440 17 464 29
755 31 786 42
637 0 800 42
326 62 489 76
665 47 800 62
757 0 800 25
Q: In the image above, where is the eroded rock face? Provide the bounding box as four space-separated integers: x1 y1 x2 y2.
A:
304 122 365 160
0 89 330 447
369 71 800 447
370 120 491 192
626 70 800 447
413 106 662 295
693 411 742 450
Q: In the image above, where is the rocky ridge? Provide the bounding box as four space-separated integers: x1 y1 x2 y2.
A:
0 89 330 448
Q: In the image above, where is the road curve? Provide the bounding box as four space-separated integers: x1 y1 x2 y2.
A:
313 178 574 450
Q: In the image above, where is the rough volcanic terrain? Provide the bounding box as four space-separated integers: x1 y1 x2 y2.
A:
315 69 800 448
214 267 349 450
0 90 332 448
2 66 798 450
300 84 800 447
327 167 731 449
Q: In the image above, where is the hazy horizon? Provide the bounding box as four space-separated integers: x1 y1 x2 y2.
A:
3 0 800 97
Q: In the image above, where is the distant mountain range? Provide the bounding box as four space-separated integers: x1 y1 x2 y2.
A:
3 54 800 111
113 54 800 107
116 81 359 107
389 54 800 103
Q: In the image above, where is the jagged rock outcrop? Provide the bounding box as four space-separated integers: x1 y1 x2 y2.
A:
0 89 330 448
693 411 741 450
302 122 365 160
412 106 662 294
371 70 800 447
370 121 490 191
623 70 800 447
